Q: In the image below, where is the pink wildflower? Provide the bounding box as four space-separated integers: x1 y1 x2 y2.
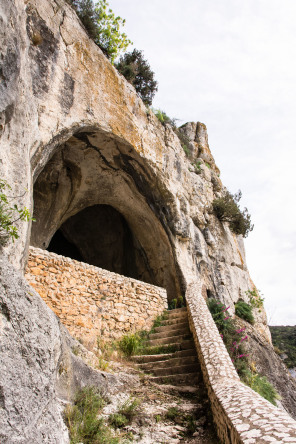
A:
222 306 230 312
224 316 230 320
236 327 246 334
240 336 248 342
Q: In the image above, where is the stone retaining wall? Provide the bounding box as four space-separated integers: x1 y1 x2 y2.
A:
25 247 167 349
186 283 296 443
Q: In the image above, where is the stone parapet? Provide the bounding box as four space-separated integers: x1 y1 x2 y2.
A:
186 282 296 443
25 247 167 349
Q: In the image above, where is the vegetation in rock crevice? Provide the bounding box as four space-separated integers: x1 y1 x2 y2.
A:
235 300 254 325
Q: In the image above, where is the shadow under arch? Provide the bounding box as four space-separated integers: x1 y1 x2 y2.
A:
30 126 182 301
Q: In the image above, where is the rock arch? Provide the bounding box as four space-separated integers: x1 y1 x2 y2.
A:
30 127 182 300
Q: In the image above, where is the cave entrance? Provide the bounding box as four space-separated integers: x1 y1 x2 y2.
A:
30 128 182 301
47 204 152 282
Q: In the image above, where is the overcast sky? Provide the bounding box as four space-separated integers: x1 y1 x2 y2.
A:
110 0 296 325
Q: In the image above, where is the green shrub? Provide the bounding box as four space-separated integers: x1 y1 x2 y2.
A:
0 179 34 245
117 397 141 421
235 300 254 324
165 406 181 422
246 289 264 311
109 397 141 429
152 108 176 126
68 0 132 63
212 190 254 238
64 386 120 444
115 49 158 105
207 298 248 376
242 370 280 405
108 413 128 428
118 333 140 357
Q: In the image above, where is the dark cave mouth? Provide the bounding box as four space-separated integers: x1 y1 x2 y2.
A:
47 204 155 284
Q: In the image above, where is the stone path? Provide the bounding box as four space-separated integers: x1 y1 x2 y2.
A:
133 307 202 386
125 307 218 442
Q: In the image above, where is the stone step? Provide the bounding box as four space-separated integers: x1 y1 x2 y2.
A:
153 321 189 333
148 327 190 340
167 307 187 315
160 316 189 326
132 348 197 363
147 333 192 347
138 355 198 371
148 372 200 385
152 363 200 377
166 311 188 321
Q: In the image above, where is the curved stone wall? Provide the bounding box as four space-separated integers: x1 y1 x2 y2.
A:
186 283 296 443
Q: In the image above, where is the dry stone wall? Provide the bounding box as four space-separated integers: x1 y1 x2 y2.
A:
186 283 296 443
25 247 167 348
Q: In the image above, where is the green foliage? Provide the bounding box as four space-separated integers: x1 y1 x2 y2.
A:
109 398 141 429
68 0 132 63
207 299 280 405
0 179 34 245
246 289 265 311
194 161 201 174
94 0 132 63
270 326 296 369
64 387 120 444
242 369 280 405
168 296 184 310
212 190 254 238
150 312 168 332
182 145 190 157
138 343 178 355
118 333 141 357
115 49 158 105
165 406 180 421
152 108 176 126
235 300 254 325
207 298 249 376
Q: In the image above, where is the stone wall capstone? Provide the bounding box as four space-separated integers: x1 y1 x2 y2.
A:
25 247 168 349
186 283 296 443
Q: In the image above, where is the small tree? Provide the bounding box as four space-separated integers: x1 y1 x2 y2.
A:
212 190 254 238
115 49 158 105
68 0 132 63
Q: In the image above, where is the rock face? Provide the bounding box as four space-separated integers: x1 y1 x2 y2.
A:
0 253 135 443
1 0 296 439
2 0 264 321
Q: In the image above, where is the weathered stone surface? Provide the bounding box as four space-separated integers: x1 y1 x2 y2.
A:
1 0 255 323
1 0 296 441
186 283 296 443
0 253 134 443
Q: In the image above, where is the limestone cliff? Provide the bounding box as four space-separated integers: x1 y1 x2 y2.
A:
1 0 296 441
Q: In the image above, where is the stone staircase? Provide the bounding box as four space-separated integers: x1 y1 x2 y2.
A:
133 307 202 385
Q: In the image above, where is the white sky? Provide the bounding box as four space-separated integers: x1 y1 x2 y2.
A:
110 0 296 325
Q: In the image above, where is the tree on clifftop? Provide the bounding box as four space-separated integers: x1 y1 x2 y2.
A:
68 0 132 63
115 49 158 106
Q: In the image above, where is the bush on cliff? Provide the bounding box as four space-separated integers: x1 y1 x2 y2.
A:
235 300 254 325
0 179 34 245
115 49 158 105
212 190 254 237
68 0 132 63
